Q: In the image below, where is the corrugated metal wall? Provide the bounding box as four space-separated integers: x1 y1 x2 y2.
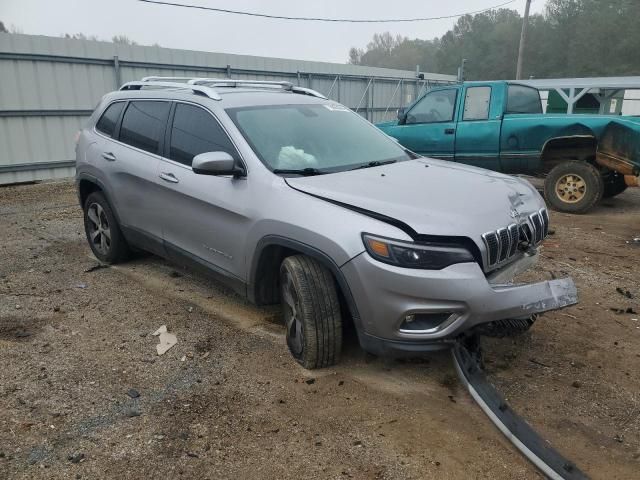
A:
0 33 456 185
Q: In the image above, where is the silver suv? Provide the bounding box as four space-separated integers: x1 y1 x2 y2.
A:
76 77 578 369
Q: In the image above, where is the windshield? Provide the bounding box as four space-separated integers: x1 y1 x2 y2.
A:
226 103 412 173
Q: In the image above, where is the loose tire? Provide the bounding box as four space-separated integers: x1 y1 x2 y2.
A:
83 191 130 263
280 255 342 369
544 161 604 214
602 171 627 199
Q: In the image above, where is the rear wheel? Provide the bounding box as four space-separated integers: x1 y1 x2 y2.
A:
544 161 604 214
280 255 342 369
83 191 130 263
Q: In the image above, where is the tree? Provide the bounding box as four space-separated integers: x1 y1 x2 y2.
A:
349 32 441 72
112 35 138 46
0 21 7 33
346 0 640 79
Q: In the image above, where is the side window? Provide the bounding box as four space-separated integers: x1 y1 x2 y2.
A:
406 89 457 124
119 101 171 154
463 87 491 121
506 85 542 114
169 103 237 166
95 102 125 137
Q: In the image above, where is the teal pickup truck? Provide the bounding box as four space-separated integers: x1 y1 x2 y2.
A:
377 81 640 213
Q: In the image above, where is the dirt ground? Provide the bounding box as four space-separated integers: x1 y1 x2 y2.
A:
0 180 638 480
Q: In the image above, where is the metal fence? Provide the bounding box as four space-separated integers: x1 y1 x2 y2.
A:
0 33 456 185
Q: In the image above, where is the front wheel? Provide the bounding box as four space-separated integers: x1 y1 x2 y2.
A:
280 255 342 369
544 161 604 214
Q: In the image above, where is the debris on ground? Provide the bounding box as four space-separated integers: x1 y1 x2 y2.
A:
84 264 109 273
610 307 638 315
126 389 140 399
152 325 177 355
616 287 634 299
67 452 85 464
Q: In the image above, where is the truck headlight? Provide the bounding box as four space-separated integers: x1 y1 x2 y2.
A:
362 233 475 270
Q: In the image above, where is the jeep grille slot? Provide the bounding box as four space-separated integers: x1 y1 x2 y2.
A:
483 232 499 265
482 208 549 271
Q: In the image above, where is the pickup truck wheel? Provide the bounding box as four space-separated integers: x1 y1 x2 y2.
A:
280 255 342 369
544 161 604 214
602 171 628 198
83 191 130 264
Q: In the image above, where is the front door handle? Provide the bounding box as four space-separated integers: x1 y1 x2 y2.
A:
444 128 456 135
159 172 179 184
101 152 116 161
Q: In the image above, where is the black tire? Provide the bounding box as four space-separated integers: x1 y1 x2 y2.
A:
544 161 604 214
83 191 130 264
280 255 342 369
602 171 628 198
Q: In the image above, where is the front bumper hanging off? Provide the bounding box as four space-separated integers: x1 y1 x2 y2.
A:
452 339 589 480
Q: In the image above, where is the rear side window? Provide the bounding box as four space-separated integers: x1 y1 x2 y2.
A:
119 101 171 154
169 103 237 166
506 85 542 114
95 102 125 137
463 86 491 120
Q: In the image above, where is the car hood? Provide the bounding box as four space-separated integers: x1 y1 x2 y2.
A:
285 158 545 241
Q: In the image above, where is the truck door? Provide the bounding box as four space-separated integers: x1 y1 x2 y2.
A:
385 88 458 160
454 85 501 170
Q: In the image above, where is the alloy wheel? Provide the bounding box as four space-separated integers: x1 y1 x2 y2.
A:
86 202 111 255
281 270 304 355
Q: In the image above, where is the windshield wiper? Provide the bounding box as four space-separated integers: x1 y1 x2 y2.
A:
272 167 325 176
349 160 397 171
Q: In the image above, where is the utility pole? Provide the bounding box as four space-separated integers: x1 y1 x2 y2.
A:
516 0 532 80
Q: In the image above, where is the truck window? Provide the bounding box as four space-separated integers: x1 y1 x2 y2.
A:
506 85 542 114
406 89 457 124
463 87 491 120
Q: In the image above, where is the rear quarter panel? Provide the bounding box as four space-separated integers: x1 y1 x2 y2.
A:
499 114 616 173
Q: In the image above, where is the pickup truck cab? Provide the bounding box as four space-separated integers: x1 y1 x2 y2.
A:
377 81 640 213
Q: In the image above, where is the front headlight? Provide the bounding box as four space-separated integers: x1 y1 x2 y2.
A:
362 233 475 270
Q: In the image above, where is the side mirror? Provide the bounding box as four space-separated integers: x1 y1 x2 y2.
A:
192 151 245 177
397 107 407 125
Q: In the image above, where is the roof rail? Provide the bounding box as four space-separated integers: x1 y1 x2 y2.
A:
120 80 222 100
137 76 327 99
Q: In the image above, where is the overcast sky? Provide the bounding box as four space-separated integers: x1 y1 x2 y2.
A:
1 0 546 65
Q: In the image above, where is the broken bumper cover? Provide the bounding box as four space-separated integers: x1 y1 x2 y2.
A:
341 252 577 356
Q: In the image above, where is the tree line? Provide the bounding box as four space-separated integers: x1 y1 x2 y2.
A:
348 0 640 80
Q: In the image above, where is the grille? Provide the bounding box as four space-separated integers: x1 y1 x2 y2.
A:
482 208 549 270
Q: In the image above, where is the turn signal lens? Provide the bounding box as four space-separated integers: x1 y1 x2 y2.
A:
366 238 390 258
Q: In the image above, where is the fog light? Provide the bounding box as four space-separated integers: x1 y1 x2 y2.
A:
399 313 454 332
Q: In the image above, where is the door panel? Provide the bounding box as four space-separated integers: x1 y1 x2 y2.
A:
157 102 251 282
455 86 501 170
156 161 251 281
93 100 169 246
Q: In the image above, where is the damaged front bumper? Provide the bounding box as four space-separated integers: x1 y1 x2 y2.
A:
342 251 577 356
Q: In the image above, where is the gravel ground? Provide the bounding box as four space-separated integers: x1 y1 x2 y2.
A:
0 180 638 479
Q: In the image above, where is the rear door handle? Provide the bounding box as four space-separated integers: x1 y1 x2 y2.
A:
101 152 116 161
159 172 179 184
444 128 456 135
